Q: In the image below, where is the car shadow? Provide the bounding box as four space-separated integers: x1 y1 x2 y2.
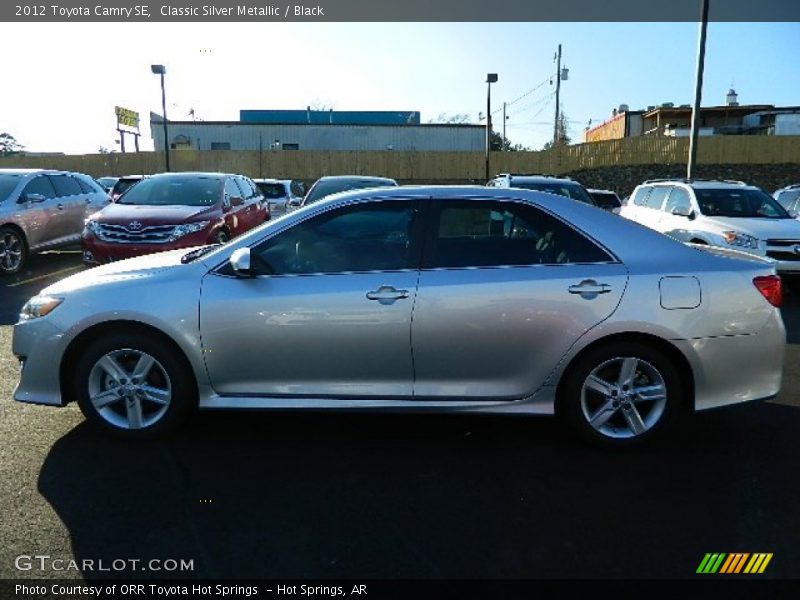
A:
38 404 800 580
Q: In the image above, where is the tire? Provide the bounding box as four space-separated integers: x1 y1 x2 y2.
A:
0 226 28 276
213 229 230 244
782 275 800 294
559 341 682 448
74 332 195 439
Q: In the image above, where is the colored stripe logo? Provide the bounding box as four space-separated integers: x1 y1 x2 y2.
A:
697 553 773 574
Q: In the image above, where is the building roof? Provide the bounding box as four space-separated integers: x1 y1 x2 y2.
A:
149 119 483 129
240 109 421 126
641 104 774 118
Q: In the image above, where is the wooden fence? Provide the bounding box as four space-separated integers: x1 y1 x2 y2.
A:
2 135 798 181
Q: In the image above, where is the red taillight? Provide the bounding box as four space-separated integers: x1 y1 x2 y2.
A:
753 275 783 307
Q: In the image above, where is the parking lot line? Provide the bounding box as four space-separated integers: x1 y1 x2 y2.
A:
7 265 84 288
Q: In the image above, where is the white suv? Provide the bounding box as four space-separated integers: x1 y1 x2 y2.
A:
618 179 800 274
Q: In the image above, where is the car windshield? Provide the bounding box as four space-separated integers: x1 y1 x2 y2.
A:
512 181 597 206
256 183 286 199
113 178 143 197
117 176 222 206
696 188 790 219
305 178 397 205
591 192 620 207
0 173 23 200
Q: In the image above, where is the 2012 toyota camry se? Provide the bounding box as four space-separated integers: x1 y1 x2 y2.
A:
12 186 786 446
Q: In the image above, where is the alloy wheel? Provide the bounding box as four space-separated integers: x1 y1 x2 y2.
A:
580 356 668 439
0 230 23 273
87 349 172 430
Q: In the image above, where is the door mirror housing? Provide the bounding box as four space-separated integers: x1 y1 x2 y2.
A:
230 195 244 207
671 205 694 218
21 193 46 204
230 247 253 277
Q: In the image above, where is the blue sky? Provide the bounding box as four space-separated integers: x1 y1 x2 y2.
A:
1 21 798 153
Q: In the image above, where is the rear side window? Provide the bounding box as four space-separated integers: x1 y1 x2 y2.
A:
645 186 670 210
21 175 57 199
49 175 83 197
632 186 652 206
76 175 103 194
424 200 612 268
776 190 800 210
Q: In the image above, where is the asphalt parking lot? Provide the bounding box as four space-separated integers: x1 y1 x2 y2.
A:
1 253 799 580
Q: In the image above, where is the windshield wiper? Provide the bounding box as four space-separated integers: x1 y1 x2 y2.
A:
181 244 220 264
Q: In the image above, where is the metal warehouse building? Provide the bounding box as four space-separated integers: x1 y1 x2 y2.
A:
151 109 484 152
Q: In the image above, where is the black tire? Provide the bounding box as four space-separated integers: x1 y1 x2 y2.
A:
782 275 800 294
213 229 230 244
0 226 28 276
559 341 682 448
74 332 195 440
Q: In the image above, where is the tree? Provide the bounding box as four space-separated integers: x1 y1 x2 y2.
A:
542 111 572 150
0 132 24 156
98 146 116 154
429 112 472 124
490 130 529 152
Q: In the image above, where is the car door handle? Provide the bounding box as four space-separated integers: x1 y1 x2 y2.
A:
57 203 64 210
568 280 612 295
366 286 409 303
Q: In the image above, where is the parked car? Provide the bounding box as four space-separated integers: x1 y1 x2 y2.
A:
301 175 397 207
253 178 304 216
0 169 110 275
618 179 800 278
97 176 119 193
81 172 268 265
109 175 148 202
14 186 784 447
587 188 623 212
488 173 599 207
774 184 800 217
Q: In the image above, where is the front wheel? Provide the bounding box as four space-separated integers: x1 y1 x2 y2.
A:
74 332 195 439
213 229 230 244
0 226 27 275
559 342 682 447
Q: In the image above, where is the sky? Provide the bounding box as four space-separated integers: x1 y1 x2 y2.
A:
1 21 798 154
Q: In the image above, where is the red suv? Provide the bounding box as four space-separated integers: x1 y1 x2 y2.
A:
82 172 268 265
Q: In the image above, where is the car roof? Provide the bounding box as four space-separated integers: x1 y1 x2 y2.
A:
252 178 284 184
314 175 397 183
0 168 68 175
587 189 618 195
639 179 758 190
505 175 577 184
147 171 235 178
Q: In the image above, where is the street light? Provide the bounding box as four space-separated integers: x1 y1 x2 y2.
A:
151 64 170 172
485 73 498 181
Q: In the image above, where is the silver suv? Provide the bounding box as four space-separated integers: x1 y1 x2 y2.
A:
488 173 599 207
0 169 110 275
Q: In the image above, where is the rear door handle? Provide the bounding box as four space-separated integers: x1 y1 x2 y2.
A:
568 279 612 296
366 286 409 304
57 203 64 210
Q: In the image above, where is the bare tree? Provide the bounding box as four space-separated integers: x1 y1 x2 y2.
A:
0 132 24 155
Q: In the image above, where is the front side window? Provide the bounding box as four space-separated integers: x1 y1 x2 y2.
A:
224 179 242 199
664 187 692 214
117 176 222 206
695 188 790 219
235 177 257 200
0 173 23 201
424 200 612 268
632 186 652 207
21 176 57 200
775 190 800 211
644 186 669 210
250 201 421 275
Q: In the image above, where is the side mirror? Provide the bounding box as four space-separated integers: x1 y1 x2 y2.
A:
230 195 244 207
21 193 46 204
230 247 253 277
671 206 693 218
288 198 302 208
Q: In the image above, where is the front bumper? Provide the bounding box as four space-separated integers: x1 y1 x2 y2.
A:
12 317 68 406
82 229 212 264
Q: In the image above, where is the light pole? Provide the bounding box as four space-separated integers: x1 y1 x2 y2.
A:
687 0 710 180
151 64 170 172
485 73 498 181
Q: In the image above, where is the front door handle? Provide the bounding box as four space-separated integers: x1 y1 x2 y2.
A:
568 279 612 296
57 203 64 210
366 285 409 304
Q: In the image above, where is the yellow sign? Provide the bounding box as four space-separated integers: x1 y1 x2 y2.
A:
115 106 139 130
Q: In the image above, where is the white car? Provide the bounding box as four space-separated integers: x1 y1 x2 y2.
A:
618 179 800 276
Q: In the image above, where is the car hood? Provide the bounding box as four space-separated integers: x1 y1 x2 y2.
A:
41 247 198 295
92 203 217 225
702 216 800 239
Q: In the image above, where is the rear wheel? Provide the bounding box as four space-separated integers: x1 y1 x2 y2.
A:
560 341 682 447
213 229 230 244
74 332 195 439
0 226 27 275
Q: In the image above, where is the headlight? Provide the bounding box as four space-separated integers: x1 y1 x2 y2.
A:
20 296 63 321
169 221 210 242
722 231 759 249
83 219 100 236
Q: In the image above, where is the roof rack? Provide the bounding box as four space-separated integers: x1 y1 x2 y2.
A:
495 173 571 180
642 178 747 185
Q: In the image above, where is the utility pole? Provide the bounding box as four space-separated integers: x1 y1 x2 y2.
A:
502 102 507 149
485 73 498 181
553 43 562 147
687 0 710 180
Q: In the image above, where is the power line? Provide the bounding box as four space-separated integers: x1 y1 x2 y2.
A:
492 73 556 116
505 91 555 119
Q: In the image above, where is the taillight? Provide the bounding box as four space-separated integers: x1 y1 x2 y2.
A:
753 275 782 307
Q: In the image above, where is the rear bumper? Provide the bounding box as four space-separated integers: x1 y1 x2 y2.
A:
675 310 785 411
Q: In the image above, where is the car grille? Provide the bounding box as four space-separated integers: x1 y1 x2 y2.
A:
95 223 177 244
766 239 800 262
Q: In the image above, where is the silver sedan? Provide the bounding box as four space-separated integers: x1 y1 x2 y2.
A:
12 187 785 446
